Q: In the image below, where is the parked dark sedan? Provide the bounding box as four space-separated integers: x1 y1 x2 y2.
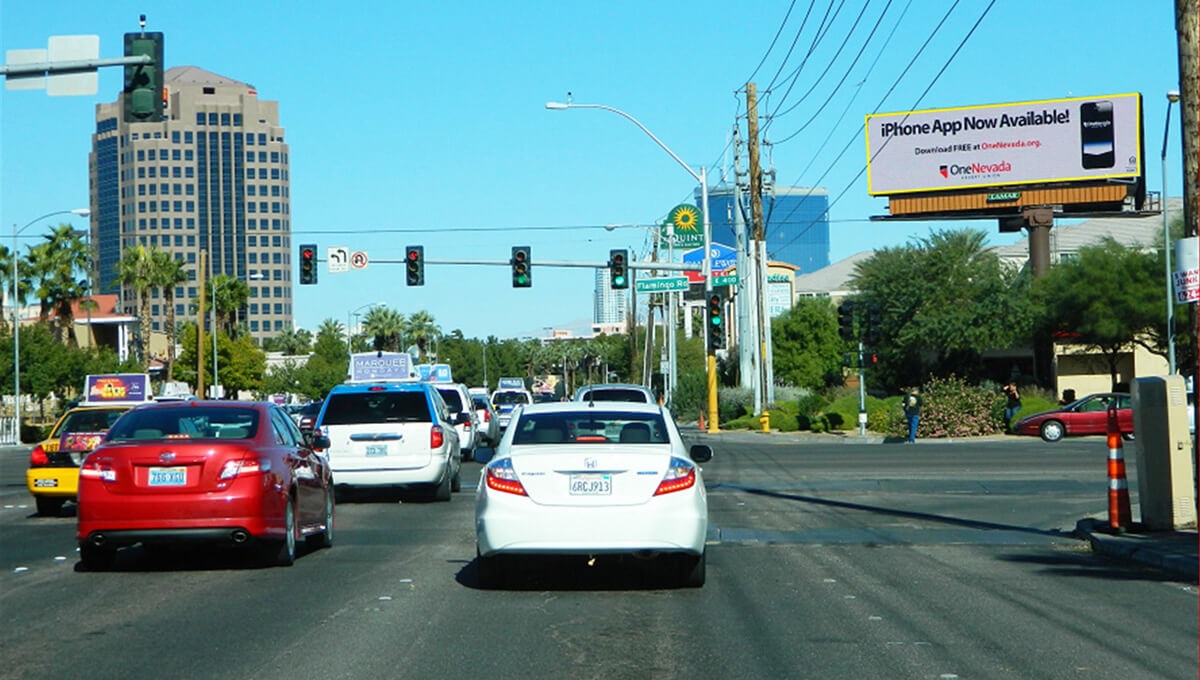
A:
1014 392 1132 442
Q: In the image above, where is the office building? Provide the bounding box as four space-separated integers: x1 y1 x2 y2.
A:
89 65 291 347
593 267 628 330
704 186 830 274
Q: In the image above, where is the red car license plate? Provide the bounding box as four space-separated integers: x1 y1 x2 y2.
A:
148 467 187 486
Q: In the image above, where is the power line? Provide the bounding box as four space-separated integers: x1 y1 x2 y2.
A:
763 1 822 92
765 0 847 108
745 0 799 85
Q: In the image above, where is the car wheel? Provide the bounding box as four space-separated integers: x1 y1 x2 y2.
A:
450 464 462 493
1039 420 1065 443
430 468 452 502
308 491 334 550
80 543 115 571
263 497 297 567
476 550 503 589
677 551 706 588
36 496 65 517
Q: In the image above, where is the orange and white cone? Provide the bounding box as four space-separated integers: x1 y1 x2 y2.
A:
698 410 706 432
1106 405 1132 531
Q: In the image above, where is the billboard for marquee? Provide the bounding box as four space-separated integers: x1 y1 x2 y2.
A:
865 93 1143 196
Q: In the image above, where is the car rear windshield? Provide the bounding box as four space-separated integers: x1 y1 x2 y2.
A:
579 388 651 403
511 411 669 445
56 408 127 435
493 391 530 406
106 407 260 441
436 388 465 413
320 391 432 425
471 395 490 409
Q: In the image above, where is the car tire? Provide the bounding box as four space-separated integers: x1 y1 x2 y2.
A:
36 496 65 517
476 551 503 589
80 543 115 571
263 498 297 567
431 470 452 502
1039 420 1065 443
677 551 706 588
308 491 334 550
450 464 462 493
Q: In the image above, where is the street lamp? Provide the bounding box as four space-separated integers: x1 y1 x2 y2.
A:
546 100 717 431
12 208 90 443
1162 90 1180 374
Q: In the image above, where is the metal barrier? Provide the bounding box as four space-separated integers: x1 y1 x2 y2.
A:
0 417 18 446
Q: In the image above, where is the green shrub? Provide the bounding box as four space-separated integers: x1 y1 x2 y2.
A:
717 386 752 423
889 375 1006 438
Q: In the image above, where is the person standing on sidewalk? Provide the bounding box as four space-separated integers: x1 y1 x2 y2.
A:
1002 382 1022 431
903 387 923 443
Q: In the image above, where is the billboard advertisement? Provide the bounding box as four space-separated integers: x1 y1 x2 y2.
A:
349 352 414 382
84 374 150 403
865 93 1143 195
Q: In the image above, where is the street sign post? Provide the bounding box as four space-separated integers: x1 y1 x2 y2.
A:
635 276 689 293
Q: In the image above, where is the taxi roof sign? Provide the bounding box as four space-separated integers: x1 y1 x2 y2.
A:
83 374 152 405
348 352 416 383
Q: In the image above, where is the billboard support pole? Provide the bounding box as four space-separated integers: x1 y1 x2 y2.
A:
1025 207 1054 278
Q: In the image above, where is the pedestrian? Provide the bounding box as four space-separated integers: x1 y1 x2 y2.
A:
903 387 922 443
1002 382 1022 431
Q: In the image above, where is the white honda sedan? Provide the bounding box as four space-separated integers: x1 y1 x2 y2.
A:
474 401 713 588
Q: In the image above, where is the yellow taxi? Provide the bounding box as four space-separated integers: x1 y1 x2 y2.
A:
26 403 137 516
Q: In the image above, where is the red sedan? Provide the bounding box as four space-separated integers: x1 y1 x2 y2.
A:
1013 392 1133 442
77 401 334 570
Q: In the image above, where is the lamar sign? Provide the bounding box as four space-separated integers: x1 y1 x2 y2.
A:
866 93 1143 195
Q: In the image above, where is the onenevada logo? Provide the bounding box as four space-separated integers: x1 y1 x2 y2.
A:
938 160 1012 180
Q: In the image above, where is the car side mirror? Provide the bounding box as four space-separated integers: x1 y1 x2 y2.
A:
473 448 494 464
689 444 713 463
311 435 331 450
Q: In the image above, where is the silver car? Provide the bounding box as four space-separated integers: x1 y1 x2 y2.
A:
471 393 500 448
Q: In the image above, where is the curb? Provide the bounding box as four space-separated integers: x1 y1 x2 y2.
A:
1074 518 1199 582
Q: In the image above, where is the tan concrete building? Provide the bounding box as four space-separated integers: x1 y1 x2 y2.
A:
88 65 293 348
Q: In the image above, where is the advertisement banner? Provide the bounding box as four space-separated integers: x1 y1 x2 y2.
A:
1174 236 1199 304
866 93 1143 195
349 352 414 382
85 374 150 403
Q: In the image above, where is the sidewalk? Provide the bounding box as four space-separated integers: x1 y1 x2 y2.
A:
1074 516 1198 582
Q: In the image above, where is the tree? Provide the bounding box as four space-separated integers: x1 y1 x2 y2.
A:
152 250 188 380
405 310 441 362
363 307 404 352
1032 238 1161 390
27 225 89 346
114 244 158 366
264 327 313 355
848 228 1033 390
771 298 845 390
210 274 251 337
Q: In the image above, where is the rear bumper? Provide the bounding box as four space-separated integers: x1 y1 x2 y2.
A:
26 467 79 499
80 526 262 549
77 485 283 544
331 460 450 488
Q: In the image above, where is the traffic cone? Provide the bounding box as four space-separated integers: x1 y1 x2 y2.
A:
698 409 706 432
1106 405 1132 531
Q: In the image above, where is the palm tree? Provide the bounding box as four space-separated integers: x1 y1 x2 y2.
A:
405 310 441 362
27 225 90 346
210 274 251 337
152 250 188 380
115 244 158 366
266 327 312 355
363 307 405 352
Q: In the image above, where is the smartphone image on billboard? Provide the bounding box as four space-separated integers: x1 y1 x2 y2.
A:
1080 101 1114 169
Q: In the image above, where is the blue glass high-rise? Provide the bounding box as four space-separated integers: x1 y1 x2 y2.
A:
702 186 830 274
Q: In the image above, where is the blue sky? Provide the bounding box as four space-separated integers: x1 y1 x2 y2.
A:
0 1 1187 341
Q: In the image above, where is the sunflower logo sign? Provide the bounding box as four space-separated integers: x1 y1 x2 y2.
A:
661 204 705 249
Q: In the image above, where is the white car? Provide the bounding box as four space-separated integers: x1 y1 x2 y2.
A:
491 388 532 431
474 401 713 588
435 383 481 457
573 383 656 403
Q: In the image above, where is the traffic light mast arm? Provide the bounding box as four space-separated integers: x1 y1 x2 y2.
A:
0 54 150 77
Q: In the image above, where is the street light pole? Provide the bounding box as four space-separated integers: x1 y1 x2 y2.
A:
11 208 89 443
1163 90 1180 374
546 101 717 431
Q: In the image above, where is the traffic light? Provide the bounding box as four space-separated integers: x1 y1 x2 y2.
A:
865 302 882 344
123 32 164 123
837 301 855 341
608 249 629 289
706 293 724 351
405 246 424 286
299 244 317 285
511 246 531 288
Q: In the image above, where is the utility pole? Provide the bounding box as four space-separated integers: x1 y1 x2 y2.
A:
747 83 769 415
196 249 206 399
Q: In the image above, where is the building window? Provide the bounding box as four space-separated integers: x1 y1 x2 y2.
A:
221 113 231 126
184 131 193 143
196 113 205 125
208 113 218 125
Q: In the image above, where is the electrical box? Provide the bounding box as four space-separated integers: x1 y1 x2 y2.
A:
1131 375 1196 530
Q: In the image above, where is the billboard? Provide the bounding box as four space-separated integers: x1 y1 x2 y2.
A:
866 93 1143 195
348 352 414 382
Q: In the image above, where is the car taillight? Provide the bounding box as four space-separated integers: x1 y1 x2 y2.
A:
79 459 116 483
29 445 49 466
482 409 491 423
654 457 697 496
431 425 444 449
219 454 270 481
485 458 526 496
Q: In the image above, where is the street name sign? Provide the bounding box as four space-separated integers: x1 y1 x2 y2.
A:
635 276 689 293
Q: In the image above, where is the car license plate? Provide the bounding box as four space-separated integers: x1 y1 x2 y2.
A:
148 467 187 486
33 478 58 488
365 444 389 457
569 474 611 496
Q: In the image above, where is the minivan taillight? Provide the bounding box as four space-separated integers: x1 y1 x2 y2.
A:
431 425 445 449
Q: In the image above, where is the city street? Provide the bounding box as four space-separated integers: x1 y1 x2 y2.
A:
1 435 1195 680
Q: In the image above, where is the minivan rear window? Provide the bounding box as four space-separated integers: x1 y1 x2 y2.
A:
436 388 465 413
320 391 432 425
580 388 651 403
493 391 530 406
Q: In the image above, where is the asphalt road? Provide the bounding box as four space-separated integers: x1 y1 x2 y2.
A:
1 435 1195 680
